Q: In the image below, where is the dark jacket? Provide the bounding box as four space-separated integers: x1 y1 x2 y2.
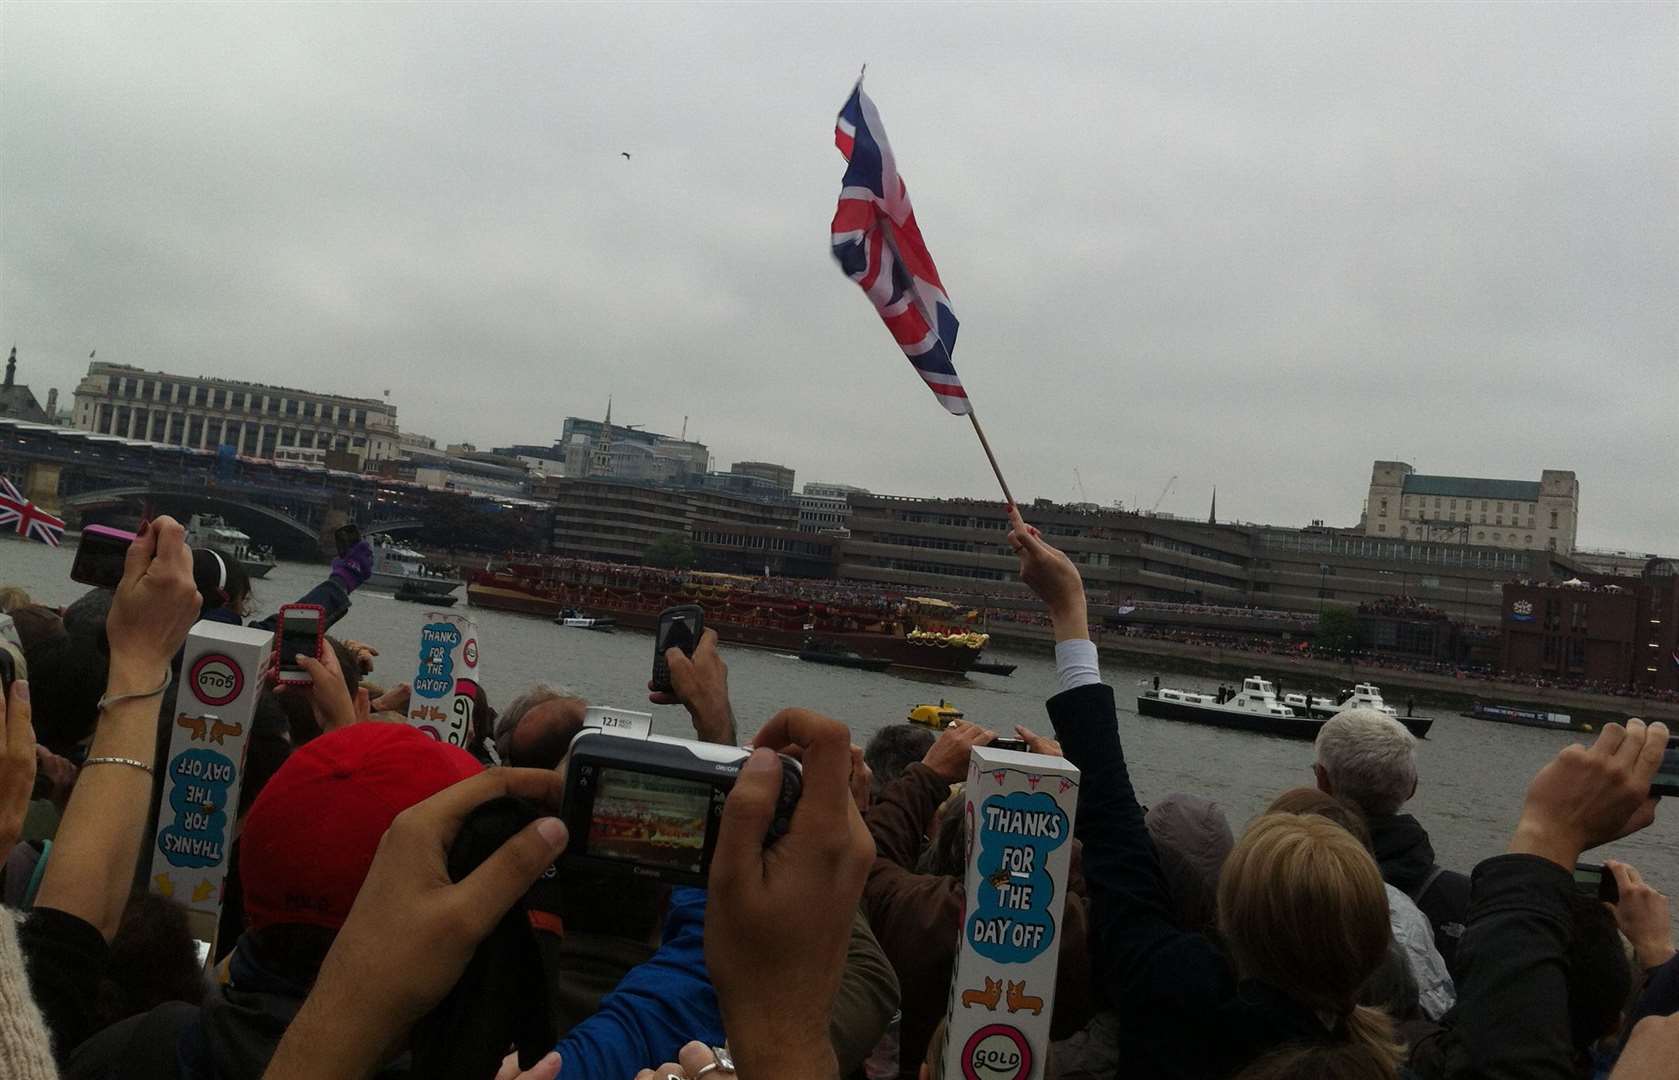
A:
1368 813 1471 975
65 933 342 1080
1618 952 1679 1063
1045 682 1334 1080
863 761 1092 1080
1407 854 1583 1080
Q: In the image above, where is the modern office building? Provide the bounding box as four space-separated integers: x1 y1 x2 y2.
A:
1500 560 1679 693
1572 547 1676 578
1361 460 1579 554
795 481 868 534
729 460 795 494
71 361 400 467
550 412 710 483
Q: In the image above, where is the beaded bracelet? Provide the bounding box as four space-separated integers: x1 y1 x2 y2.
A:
96 669 173 712
82 756 155 775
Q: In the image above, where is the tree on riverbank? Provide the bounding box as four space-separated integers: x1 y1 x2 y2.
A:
645 532 698 570
1315 606 1360 657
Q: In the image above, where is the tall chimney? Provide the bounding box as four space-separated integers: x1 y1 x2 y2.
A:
46 388 59 416
4 347 15 389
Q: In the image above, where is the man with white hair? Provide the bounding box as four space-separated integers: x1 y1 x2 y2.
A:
1314 708 1471 974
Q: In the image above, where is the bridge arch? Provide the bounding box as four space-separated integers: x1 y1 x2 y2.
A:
63 487 322 546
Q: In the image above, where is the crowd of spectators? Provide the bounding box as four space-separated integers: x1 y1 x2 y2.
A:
0 509 1676 1079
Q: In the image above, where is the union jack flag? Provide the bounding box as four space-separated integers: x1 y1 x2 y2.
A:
831 77 968 415
0 474 65 547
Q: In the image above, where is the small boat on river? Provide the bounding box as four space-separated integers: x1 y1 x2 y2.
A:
908 700 964 728
799 639 892 672
1282 683 1434 739
1138 676 1324 740
1461 701 1594 733
395 581 457 606
554 609 616 632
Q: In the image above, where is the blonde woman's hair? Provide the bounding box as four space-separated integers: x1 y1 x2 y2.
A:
1217 813 1403 1075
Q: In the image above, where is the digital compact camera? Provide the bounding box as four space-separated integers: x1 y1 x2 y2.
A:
560 730 800 888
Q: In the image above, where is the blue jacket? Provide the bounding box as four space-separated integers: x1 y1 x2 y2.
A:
557 887 722 1080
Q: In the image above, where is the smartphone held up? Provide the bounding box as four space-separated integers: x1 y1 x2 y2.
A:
650 604 704 694
273 604 326 685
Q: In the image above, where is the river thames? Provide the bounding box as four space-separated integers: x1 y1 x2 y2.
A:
6 541 1677 896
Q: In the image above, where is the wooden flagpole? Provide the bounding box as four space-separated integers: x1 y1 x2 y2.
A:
966 410 1015 509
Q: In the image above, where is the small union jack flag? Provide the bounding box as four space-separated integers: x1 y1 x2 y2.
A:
831 76 968 415
0 475 65 547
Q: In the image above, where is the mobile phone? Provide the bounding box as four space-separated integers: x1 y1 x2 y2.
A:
561 730 801 887
650 605 705 694
0 613 19 649
581 706 653 740
273 604 326 685
333 523 361 557
1574 863 1619 903
70 525 137 588
1652 737 1679 799
989 737 1030 752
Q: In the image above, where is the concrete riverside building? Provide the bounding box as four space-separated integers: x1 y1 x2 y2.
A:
533 475 833 576
1361 460 1579 554
836 494 1575 627
72 362 399 468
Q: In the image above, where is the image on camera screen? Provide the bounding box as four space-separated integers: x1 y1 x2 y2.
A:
588 767 711 875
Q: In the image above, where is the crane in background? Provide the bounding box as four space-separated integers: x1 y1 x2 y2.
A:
1151 474 1178 513
1074 467 1089 504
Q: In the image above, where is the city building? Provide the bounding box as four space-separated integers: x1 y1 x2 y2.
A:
533 475 826 574
729 460 795 494
71 361 400 468
835 494 1573 626
0 349 53 424
1500 560 1679 693
1572 547 1677 578
552 411 710 483
1361 460 1579 554
412 456 530 499
795 481 868 534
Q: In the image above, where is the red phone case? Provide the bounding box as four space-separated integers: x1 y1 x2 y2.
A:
272 603 326 684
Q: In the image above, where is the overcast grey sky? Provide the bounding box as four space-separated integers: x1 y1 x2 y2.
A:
3 3 1674 551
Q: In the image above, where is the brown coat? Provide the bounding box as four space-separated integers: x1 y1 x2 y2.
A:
862 762 1092 1080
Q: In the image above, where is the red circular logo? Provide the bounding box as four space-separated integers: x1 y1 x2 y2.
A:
961 1023 1031 1080
189 654 244 707
463 638 479 668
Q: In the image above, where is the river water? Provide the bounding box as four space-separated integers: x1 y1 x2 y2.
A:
6 541 1677 896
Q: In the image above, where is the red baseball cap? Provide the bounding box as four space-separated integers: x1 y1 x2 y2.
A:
240 722 480 931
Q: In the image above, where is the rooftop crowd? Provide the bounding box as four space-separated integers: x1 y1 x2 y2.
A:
1 509 1677 1079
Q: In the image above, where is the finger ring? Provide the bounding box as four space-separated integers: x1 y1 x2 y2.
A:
697 1046 736 1075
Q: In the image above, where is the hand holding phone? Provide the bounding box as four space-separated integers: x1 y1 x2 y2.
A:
651 605 704 695
274 604 326 686
334 524 362 558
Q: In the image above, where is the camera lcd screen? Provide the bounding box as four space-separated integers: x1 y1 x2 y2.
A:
279 613 320 670
1654 742 1679 794
587 767 712 876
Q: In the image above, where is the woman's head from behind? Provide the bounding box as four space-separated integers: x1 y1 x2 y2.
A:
192 547 253 617
1218 813 1400 1073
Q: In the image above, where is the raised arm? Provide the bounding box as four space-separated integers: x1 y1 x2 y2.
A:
1411 718 1668 1080
1008 509 1235 1048
34 517 201 938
